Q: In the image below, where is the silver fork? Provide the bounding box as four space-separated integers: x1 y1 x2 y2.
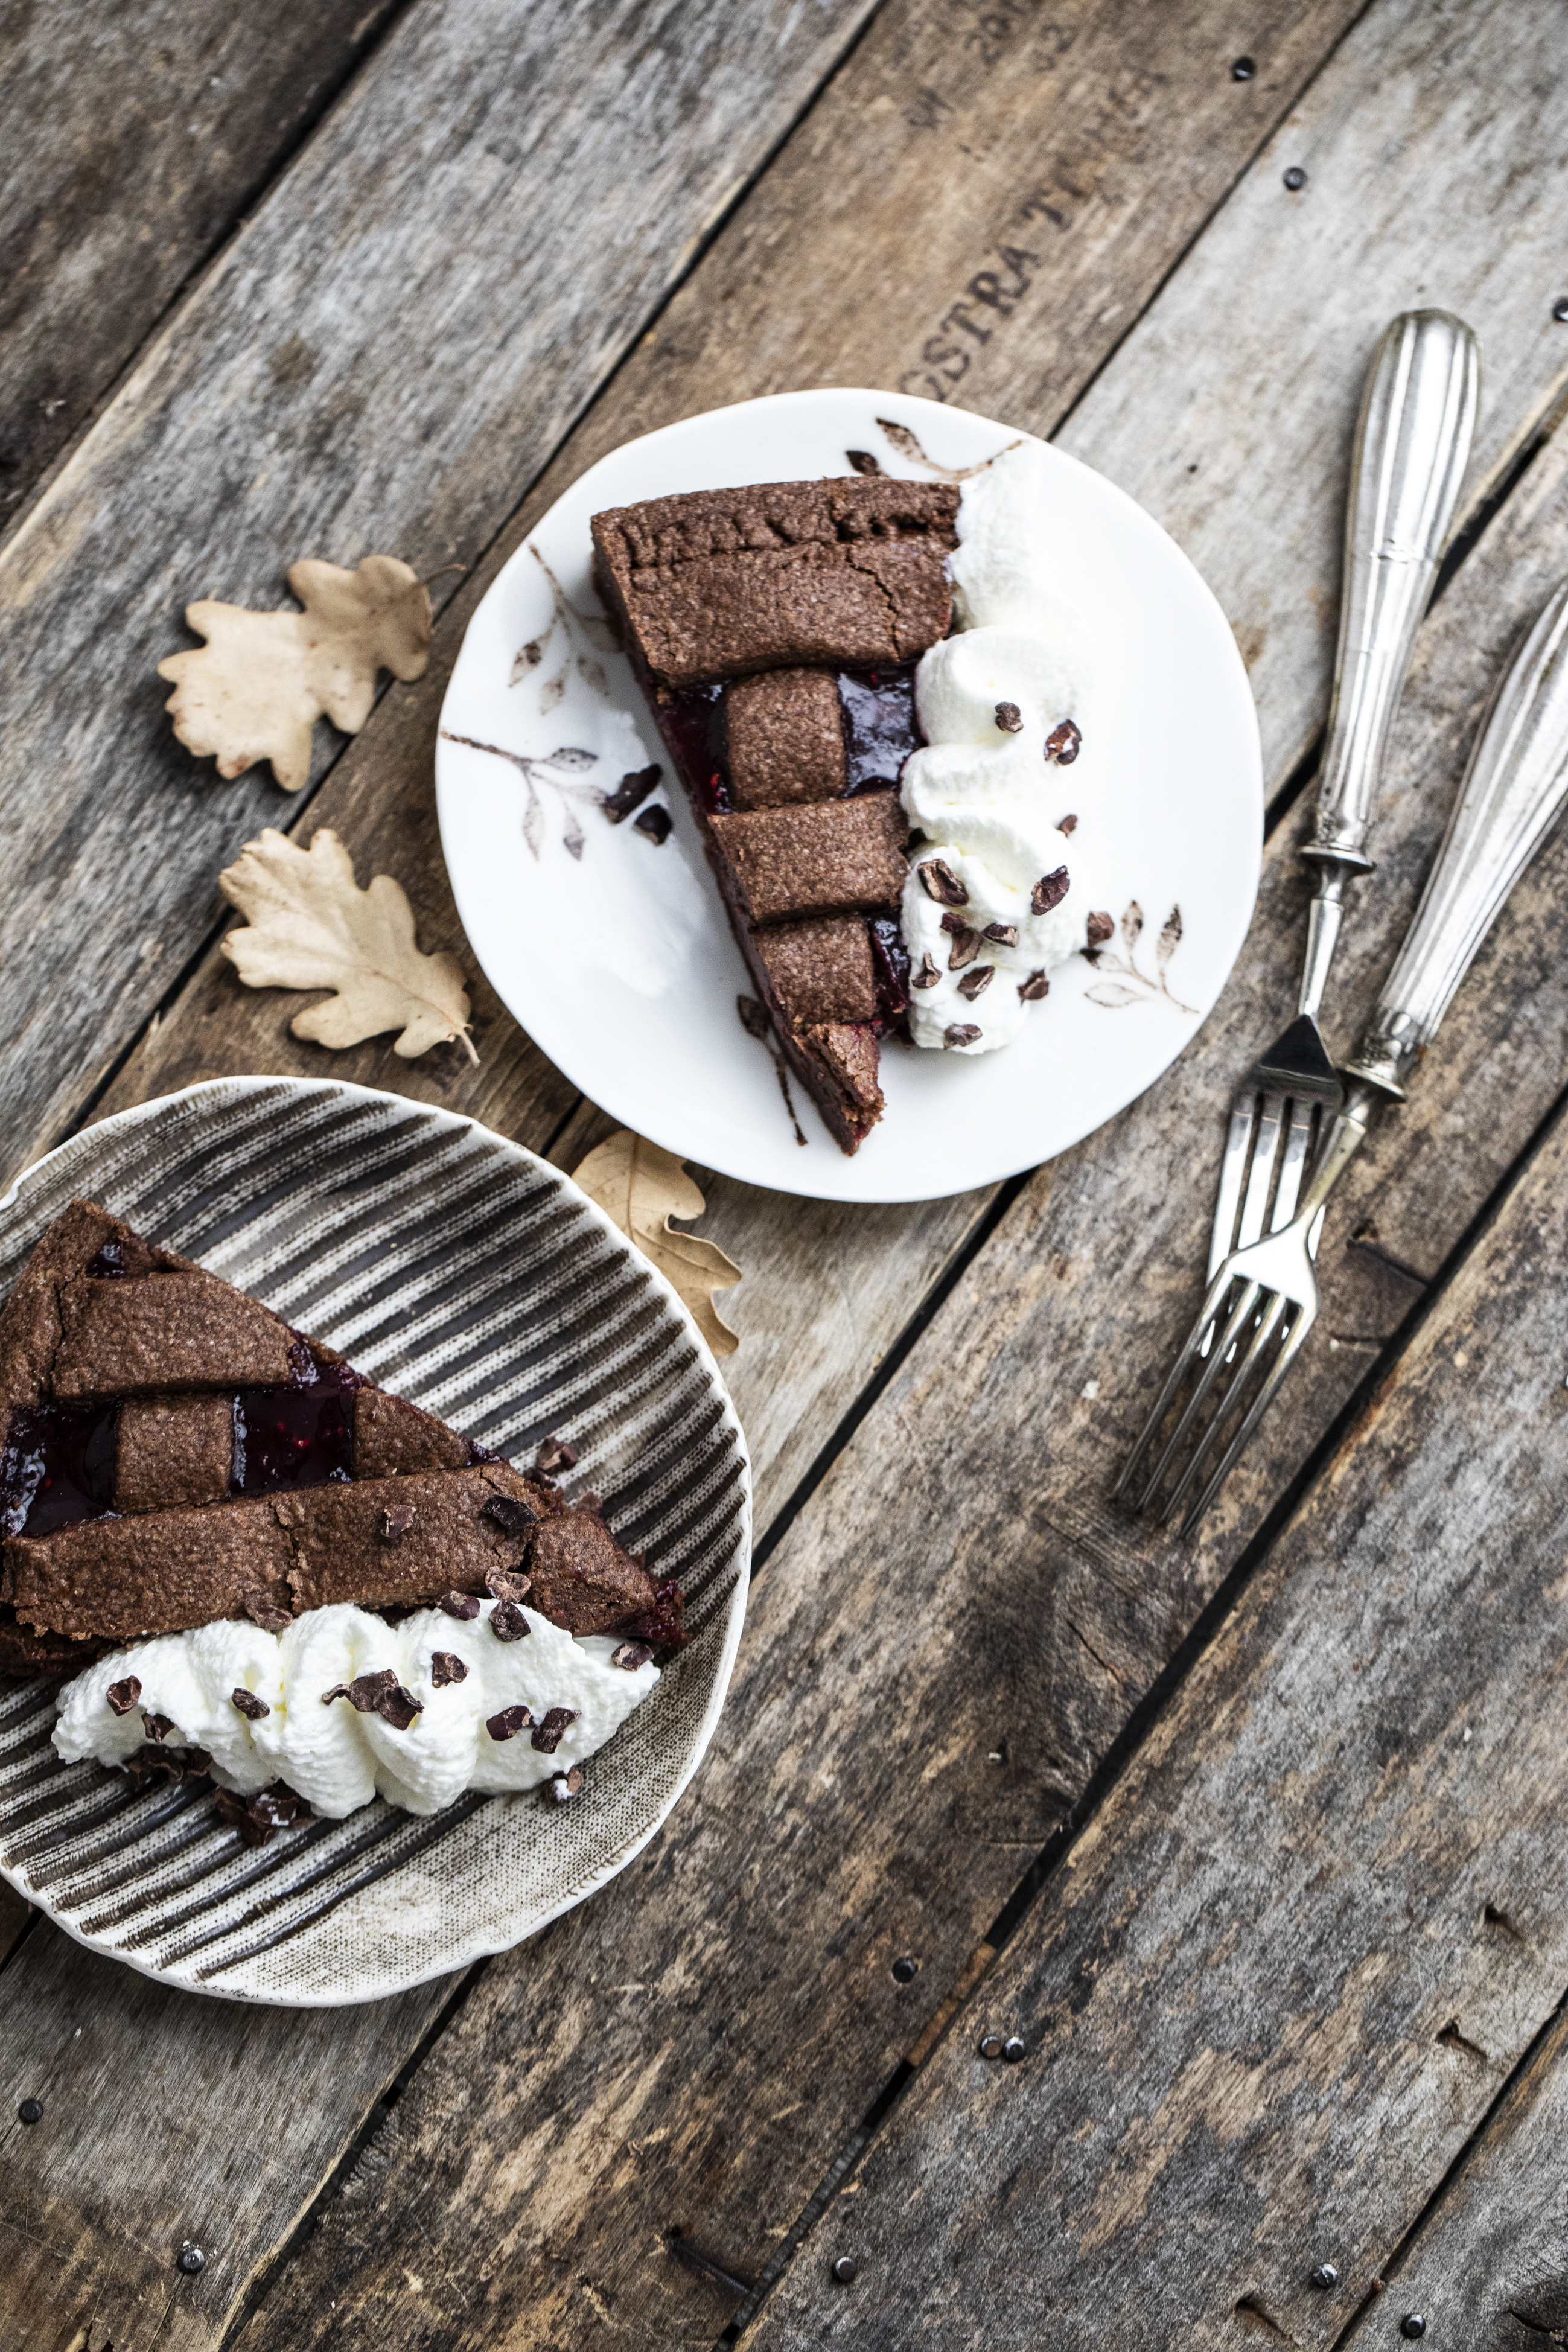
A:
1118 573 1568 1532
1209 312 1480 1292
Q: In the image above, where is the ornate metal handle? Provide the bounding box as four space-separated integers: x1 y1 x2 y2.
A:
1345 577 1568 1098
1296 311 1481 1021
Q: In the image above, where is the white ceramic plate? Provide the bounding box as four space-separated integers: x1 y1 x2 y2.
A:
437 391 1261 1203
0 1080 750 2005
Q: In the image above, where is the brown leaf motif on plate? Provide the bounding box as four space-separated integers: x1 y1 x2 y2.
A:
1084 900 1197 1015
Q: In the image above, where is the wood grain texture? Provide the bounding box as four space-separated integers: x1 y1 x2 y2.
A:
0 0 882 1181
0 0 404 529
753 1090 1568 2351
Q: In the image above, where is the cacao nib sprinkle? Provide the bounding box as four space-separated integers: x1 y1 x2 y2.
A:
486 1565 532 1602
737 993 772 1041
106 1677 142 1717
486 1703 534 1742
535 1434 579 1476
141 1710 175 1742
482 1494 538 1535
1085 909 1115 946
231 1689 270 1721
1059 813 1079 836
375 1683 422 1733
438 1590 483 1621
1045 719 1082 765
430 1650 468 1688
634 805 673 845
917 858 968 908
1018 970 1051 1002
575 1490 602 1513
547 1765 585 1803
345 1669 399 1713
983 922 1018 947
945 924 981 970
124 1740 213 1793
1031 867 1071 915
611 1640 655 1671
625 1577 688 1648
912 951 941 990
944 1023 982 1049
247 1600 292 1633
602 763 662 823
531 1706 580 1754
212 1781 308 1846
994 700 1023 733
957 965 994 1000
378 1503 416 1541
489 1598 531 1642
321 1683 351 1706
212 1788 275 1846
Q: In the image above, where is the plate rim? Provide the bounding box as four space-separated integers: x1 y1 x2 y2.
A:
0 1075 753 2006
436 386 1264 1206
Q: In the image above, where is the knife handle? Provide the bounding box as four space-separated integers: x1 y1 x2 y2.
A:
1345 577 1568 1098
1304 310 1482 878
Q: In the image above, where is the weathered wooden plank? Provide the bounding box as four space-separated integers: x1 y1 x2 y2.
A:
0 0 404 531
0 0 885 1181
752 1100 1568 2350
1340 2001 1568 2351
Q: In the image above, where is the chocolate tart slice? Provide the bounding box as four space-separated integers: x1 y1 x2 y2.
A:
592 476 958 1152
0 1201 678 1674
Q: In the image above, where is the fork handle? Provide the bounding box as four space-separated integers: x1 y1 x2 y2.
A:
1304 311 1481 884
1345 576 1568 1099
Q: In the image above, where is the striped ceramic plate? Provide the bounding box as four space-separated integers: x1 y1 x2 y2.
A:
0 1079 750 2005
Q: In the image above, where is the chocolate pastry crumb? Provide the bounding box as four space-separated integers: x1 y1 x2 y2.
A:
1018 970 1050 1001
546 1765 585 1802
575 1489 602 1512
623 1577 689 1648
141 1710 175 1741
489 1598 531 1642
531 1706 579 1754
846 449 882 476
106 1677 142 1716
738 993 772 1040
1031 868 1071 915
486 1703 534 1742
1045 720 1082 765
602 763 662 822
231 1688 270 1721
378 1503 416 1541
945 922 980 970
430 1650 468 1687
486 1564 532 1602
438 1590 483 1619
483 1493 539 1535
919 858 968 908
611 1640 655 1670
994 701 1023 732
945 1023 982 1049
247 1601 292 1632
913 952 941 990
536 1434 579 1475
1059 813 1079 835
983 922 1018 947
634 805 673 844
957 966 993 999
1085 910 1115 945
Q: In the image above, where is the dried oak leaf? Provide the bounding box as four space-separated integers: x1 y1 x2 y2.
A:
219 827 477 1062
158 556 432 792
572 1131 740 1357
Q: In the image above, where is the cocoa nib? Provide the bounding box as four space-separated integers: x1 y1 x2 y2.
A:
141 1710 175 1742
378 1503 416 1541
482 1494 538 1536
212 1780 311 1847
123 1741 212 1793
1018 970 1050 1002
106 1676 142 1717
531 1706 580 1754
611 1641 655 1671
535 1434 579 1476
917 858 968 908
913 951 941 990
438 1590 483 1621
486 1564 532 1603
634 805 673 844
489 1599 531 1642
984 923 1019 947
945 922 980 970
602 763 661 822
486 1703 535 1742
944 1023 982 1049
1059 813 1079 836
1085 910 1115 946
231 1689 270 1721
994 700 1023 733
957 965 993 1000
430 1650 468 1688
1045 719 1082 765
625 1578 688 1648
377 1683 422 1732
1031 867 1071 915
247 1601 292 1633
547 1765 585 1803
331 1669 423 1730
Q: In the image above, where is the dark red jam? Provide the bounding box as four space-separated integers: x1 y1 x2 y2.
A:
660 683 731 814
837 663 922 792
232 1362 362 1496
868 915 912 1031
1 1402 122 1537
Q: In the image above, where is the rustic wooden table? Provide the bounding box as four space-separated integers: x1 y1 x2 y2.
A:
4 1 1568 2345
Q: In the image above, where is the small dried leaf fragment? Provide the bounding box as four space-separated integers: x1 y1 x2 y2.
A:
572 1131 741 1357
219 827 477 1062
159 556 432 791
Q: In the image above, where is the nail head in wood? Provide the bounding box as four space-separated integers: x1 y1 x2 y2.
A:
1002 2036 1027 2062
1554 297 1568 322
1400 2320 1426 2341
17 2099 42 2125
832 2255 858 2284
177 2244 206 2275
979 2034 1004 2059
1283 165 1307 190
1231 56 1255 79
891 1955 918 1983
1308 2264 1338 2289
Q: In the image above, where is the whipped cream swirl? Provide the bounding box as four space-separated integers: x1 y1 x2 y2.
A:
900 440 1097 1054
54 1598 660 1818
